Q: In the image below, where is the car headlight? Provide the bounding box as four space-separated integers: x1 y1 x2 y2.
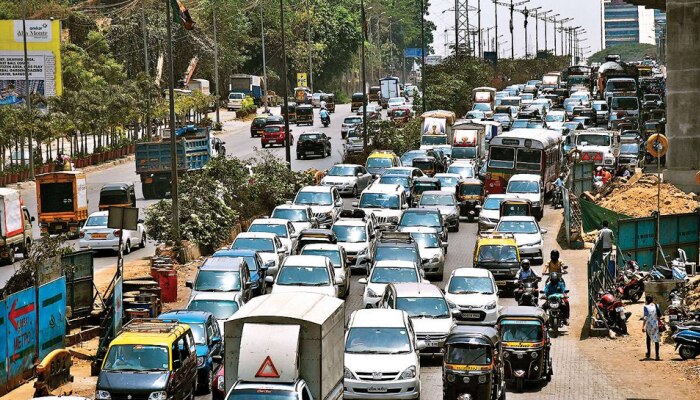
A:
510 268 520 275
358 247 368 256
400 366 417 379
344 367 356 380
95 391 111 400
387 216 399 223
531 351 538 359
217 375 225 391
478 374 487 384
148 392 168 400
197 356 205 367
367 288 378 297
532 201 541 207
484 301 497 310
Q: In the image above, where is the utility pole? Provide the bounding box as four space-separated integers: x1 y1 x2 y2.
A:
212 2 221 125
551 16 557 55
509 0 514 59
361 0 368 149
523 7 529 58
600 0 605 50
141 0 151 139
260 2 269 112
420 0 426 113
279 0 291 168
21 0 34 180
165 0 180 246
477 0 482 57
454 0 459 55
494 0 498 58
307 0 313 92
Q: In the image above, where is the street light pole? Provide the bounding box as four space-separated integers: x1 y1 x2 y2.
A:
140 0 151 139
165 0 180 245
260 2 269 112
21 0 34 180
420 0 426 113
280 0 291 168
494 0 498 58
212 2 221 125
477 0 482 57
361 0 368 150
307 0 313 92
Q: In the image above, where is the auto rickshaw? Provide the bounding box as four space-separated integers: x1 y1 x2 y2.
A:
443 325 506 400
457 178 484 221
499 198 533 217
99 183 136 211
322 93 335 113
282 102 297 123
412 156 439 177
389 107 412 126
369 86 380 102
497 306 552 392
294 86 311 104
296 104 314 126
413 176 441 205
351 92 364 112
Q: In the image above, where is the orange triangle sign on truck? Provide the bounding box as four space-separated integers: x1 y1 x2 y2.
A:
255 356 280 378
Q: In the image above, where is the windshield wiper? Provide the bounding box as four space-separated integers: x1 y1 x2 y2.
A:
453 290 479 294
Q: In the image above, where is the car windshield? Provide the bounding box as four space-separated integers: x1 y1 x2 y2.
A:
506 180 539 194
85 215 108 227
277 266 330 286
459 184 481 196
103 344 170 371
420 193 455 206
436 176 459 189
345 327 411 354
448 276 494 294
473 103 491 111
620 143 639 154
328 166 356 176
295 191 333 206
400 212 440 227
607 80 636 91
482 197 504 210
477 245 518 262
396 297 450 318
344 117 362 125
300 249 342 267
447 165 475 178
501 320 544 342
332 225 367 243
299 134 321 141
451 147 477 159
272 208 308 222
445 344 492 365
249 223 287 237
252 117 267 127
232 237 274 252
410 232 440 248
611 97 639 110
401 151 425 165
379 176 410 187
229 93 244 100
592 103 608 111
370 267 418 283
194 270 241 291
366 157 393 168
187 299 240 320
421 135 449 145
375 246 418 262
359 193 400 209
576 134 611 147
497 220 539 234
511 120 528 129
546 113 564 122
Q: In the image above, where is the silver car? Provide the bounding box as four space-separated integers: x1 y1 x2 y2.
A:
321 164 374 197
400 227 447 279
477 194 520 232
417 190 461 232
300 243 351 298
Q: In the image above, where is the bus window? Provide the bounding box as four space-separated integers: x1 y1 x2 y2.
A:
488 147 515 169
516 149 541 171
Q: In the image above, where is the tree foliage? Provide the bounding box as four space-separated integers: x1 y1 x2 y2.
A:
588 43 657 64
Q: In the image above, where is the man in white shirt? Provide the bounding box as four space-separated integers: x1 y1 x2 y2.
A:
598 220 614 253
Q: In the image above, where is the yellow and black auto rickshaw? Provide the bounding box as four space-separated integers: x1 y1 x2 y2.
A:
369 85 380 102
99 183 136 211
498 306 552 393
457 178 484 221
323 93 335 113
499 198 533 217
282 102 297 123
296 104 314 126
412 156 439 177
443 325 506 400
351 92 364 112
294 86 311 104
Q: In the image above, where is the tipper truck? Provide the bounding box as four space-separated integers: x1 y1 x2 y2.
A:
0 188 33 264
135 125 212 199
36 171 88 239
223 292 344 400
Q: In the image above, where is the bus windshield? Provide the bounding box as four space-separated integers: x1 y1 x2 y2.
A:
516 149 542 171
488 147 515 169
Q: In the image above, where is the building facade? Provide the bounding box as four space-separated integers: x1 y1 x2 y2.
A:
603 0 657 47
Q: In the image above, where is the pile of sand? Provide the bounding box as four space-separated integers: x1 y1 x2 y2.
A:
596 174 698 218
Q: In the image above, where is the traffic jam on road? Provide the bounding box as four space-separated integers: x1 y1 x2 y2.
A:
83 54 685 400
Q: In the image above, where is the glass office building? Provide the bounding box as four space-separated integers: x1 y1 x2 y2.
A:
603 0 657 48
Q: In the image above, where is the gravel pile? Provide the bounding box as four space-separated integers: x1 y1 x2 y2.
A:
596 175 698 217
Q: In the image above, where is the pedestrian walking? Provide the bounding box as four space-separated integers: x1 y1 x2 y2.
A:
642 295 662 360
598 220 614 253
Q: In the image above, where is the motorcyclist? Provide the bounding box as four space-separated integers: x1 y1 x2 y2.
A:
543 272 570 324
542 250 565 276
553 173 565 189
320 107 330 125
516 259 540 282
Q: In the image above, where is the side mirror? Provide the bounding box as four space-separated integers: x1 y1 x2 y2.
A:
336 200 343 207
265 276 274 284
563 265 569 270
172 359 181 370
416 340 428 351
262 261 273 270
335 277 343 285
212 355 223 364
402 203 409 209
138 219 145 224
564 289 570 293
540 228 548 234
451 309 461 317
441 242 449 248
186 281 193 288
30 216 36 222
475 205 482 209
352 201 359 208
358 278 368 284
539 290 545 294
244 282 252 289
278 245 288 254
211 336 222 344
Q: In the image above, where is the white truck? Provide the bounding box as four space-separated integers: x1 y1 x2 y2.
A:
379 76 400 109
420 110 456 150
187 78 211 95
0 188 33 264
573 130 620 169
223 293 344 400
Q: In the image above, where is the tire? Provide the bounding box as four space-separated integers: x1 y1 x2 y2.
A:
629 288 642 303
618 319 628 335
139 233 147 249
4 248 15 265
351 185 358 198
454 222 460 232
23 239 31 259
123 239 131 255
551 318 559 338
199 368 213 394
296 153 301 160
679 345 697 360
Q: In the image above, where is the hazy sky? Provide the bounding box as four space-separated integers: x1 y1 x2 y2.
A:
427 0 605 58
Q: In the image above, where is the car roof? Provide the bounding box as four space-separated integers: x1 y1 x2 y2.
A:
282 255 329 267
452 267 494 278
498 216 538 222
235 232 278 239
434 173 461 179
213 249 259 258
298 185 333 193
200 256 246 270
399 226 439 234
300 243 342 251
101 183 132 191
188 292 242 302
333 219 366 227
331 163 361 168
349 309 408 328
403 208 439 214
251 218 289 225
391 282 443 298
420 190 454 196
509 174 541 182
364 183 403 194
158 310 211 323
88 211 109 218
274 203 309 210
373 260 417 269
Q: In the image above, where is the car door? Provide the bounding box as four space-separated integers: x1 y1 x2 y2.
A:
208 316 223 358
240 263 252 302
358 166 372 190
287 222 298 254
332 188 342 217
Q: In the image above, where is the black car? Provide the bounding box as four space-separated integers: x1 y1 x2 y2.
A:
296 132 331 159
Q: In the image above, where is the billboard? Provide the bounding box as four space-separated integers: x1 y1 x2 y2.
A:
0 20 63 99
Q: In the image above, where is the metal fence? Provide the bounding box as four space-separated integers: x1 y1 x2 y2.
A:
587 239 617 325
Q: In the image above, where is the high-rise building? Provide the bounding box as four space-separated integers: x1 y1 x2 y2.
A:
603 0 656 48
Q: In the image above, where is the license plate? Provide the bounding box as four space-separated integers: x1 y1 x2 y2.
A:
269 140 277 143
306 151 315 155
426 341 439 347
615 306 624 313
496 281 506 287
367 386 387 393
669 315 678 320
462 312 480 319
91 233 107 239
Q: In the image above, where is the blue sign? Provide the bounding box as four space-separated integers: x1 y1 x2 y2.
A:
6 287 36 381
38 277 66 360
0 299 7 390
404 48 423 58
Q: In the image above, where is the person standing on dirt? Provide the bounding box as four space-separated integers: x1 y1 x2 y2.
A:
642 295 662 360
598 220 614 254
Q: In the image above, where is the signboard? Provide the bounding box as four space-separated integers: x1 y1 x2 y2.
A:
107 206 139 231
0 299 6 391
0 20 62 97
296 73 307 88
38 276 66 360
422 117 446 136
5 287 35 383
484 51 497 65
113 276 123 335
403 48 423 58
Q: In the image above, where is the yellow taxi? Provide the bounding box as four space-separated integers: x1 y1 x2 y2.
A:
473 232 521 293
366 150 401 177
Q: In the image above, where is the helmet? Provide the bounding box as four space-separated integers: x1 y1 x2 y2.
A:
550 272 560 284
550 250 560 262
521 259 531 271
559 173 565 179
596 166 603 172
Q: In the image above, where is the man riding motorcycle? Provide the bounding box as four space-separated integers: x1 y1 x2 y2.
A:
516 259 539 282
320 107 330 126
515 259 541 305
543 272 570 325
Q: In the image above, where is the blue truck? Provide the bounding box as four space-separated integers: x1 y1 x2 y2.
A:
136 125 212 199
229 74 263 105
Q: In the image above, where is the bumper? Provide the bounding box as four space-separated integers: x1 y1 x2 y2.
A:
478 219 497 232
350 253 371 270
363 295 381 308
422 260 444 276
455 308 499 325
344 378 420 399
445 215 460 228
262 138 285 146
518 247 543 265
79 238 120 251
334 185 356 194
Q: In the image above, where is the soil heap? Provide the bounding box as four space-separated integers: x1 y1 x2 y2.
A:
596 174 698 218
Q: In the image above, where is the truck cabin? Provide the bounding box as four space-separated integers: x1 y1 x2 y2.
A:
99 183 136 210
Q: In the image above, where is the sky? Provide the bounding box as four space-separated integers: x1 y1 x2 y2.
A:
427 0 605 59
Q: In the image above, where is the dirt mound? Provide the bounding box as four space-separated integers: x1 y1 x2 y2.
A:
596 174 698 218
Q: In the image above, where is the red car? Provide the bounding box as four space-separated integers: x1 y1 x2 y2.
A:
261 125 294 148
212 365 225 400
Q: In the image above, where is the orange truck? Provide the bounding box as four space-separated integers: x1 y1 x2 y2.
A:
36 171 88 239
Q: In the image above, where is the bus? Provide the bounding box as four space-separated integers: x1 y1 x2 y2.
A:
485 129 563 195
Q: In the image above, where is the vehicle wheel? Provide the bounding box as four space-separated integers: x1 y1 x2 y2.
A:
351 185 358 198
628 288 642 303
679 345 697 360
201 369 213 394
516 378 524 393
296 153 301 160
23 239 31 259
499 389 506 400
261 143 266 148
618 319 628 335
139 233 147 249
454 222 460 232
123 239 131 255
5 248 15 265
551 319 559 338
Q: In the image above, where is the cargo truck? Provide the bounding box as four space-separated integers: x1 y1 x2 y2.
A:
379 76 400 109
223 292 344 400
36 171 88 239
0 188 34 264
229 74 263 105
420 110 456 151
136 125 212 199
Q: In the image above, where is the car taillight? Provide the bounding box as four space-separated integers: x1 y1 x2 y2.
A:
113 229 122 236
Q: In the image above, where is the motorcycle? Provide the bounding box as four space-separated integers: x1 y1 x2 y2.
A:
672 327 700 360
667 289 700 332
551 185 563 209
615 260 647 303
515 277 541 307
541 291 568 337
597 290 631 335
321 114 330 127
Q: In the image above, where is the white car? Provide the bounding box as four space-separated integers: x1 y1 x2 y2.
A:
400 227 446 279
78 211 146 253
320 164 374 197
353 183 408 229
505 174 544 220
446 161 477 179
332 218 375 270
477 194 520 232
299 243 351 299
495 216 547 265
230 232 287 277
227 92 245 111
186 292 244 333
359 260 425 308
545 110 566 130
247 218 298 255
387 97 406 110
378 282 456 354
268 255 340 298
293 186 343 228
343 309 423 399
271 203 317 233
443 268 500 325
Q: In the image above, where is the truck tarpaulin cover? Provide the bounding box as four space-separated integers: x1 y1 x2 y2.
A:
579 198 631 234
40 182 73 213
453 129 478 147
422 117 446 136
474 92 491 102
0 188 24 237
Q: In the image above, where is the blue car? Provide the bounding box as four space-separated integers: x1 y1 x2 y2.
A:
212 249 268 296
158 310 222 394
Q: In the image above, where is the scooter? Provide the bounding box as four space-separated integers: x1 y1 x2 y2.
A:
667 290 700 332
321 114 330 127
672 327 700 359
597 290 631 335
551 186 563 209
